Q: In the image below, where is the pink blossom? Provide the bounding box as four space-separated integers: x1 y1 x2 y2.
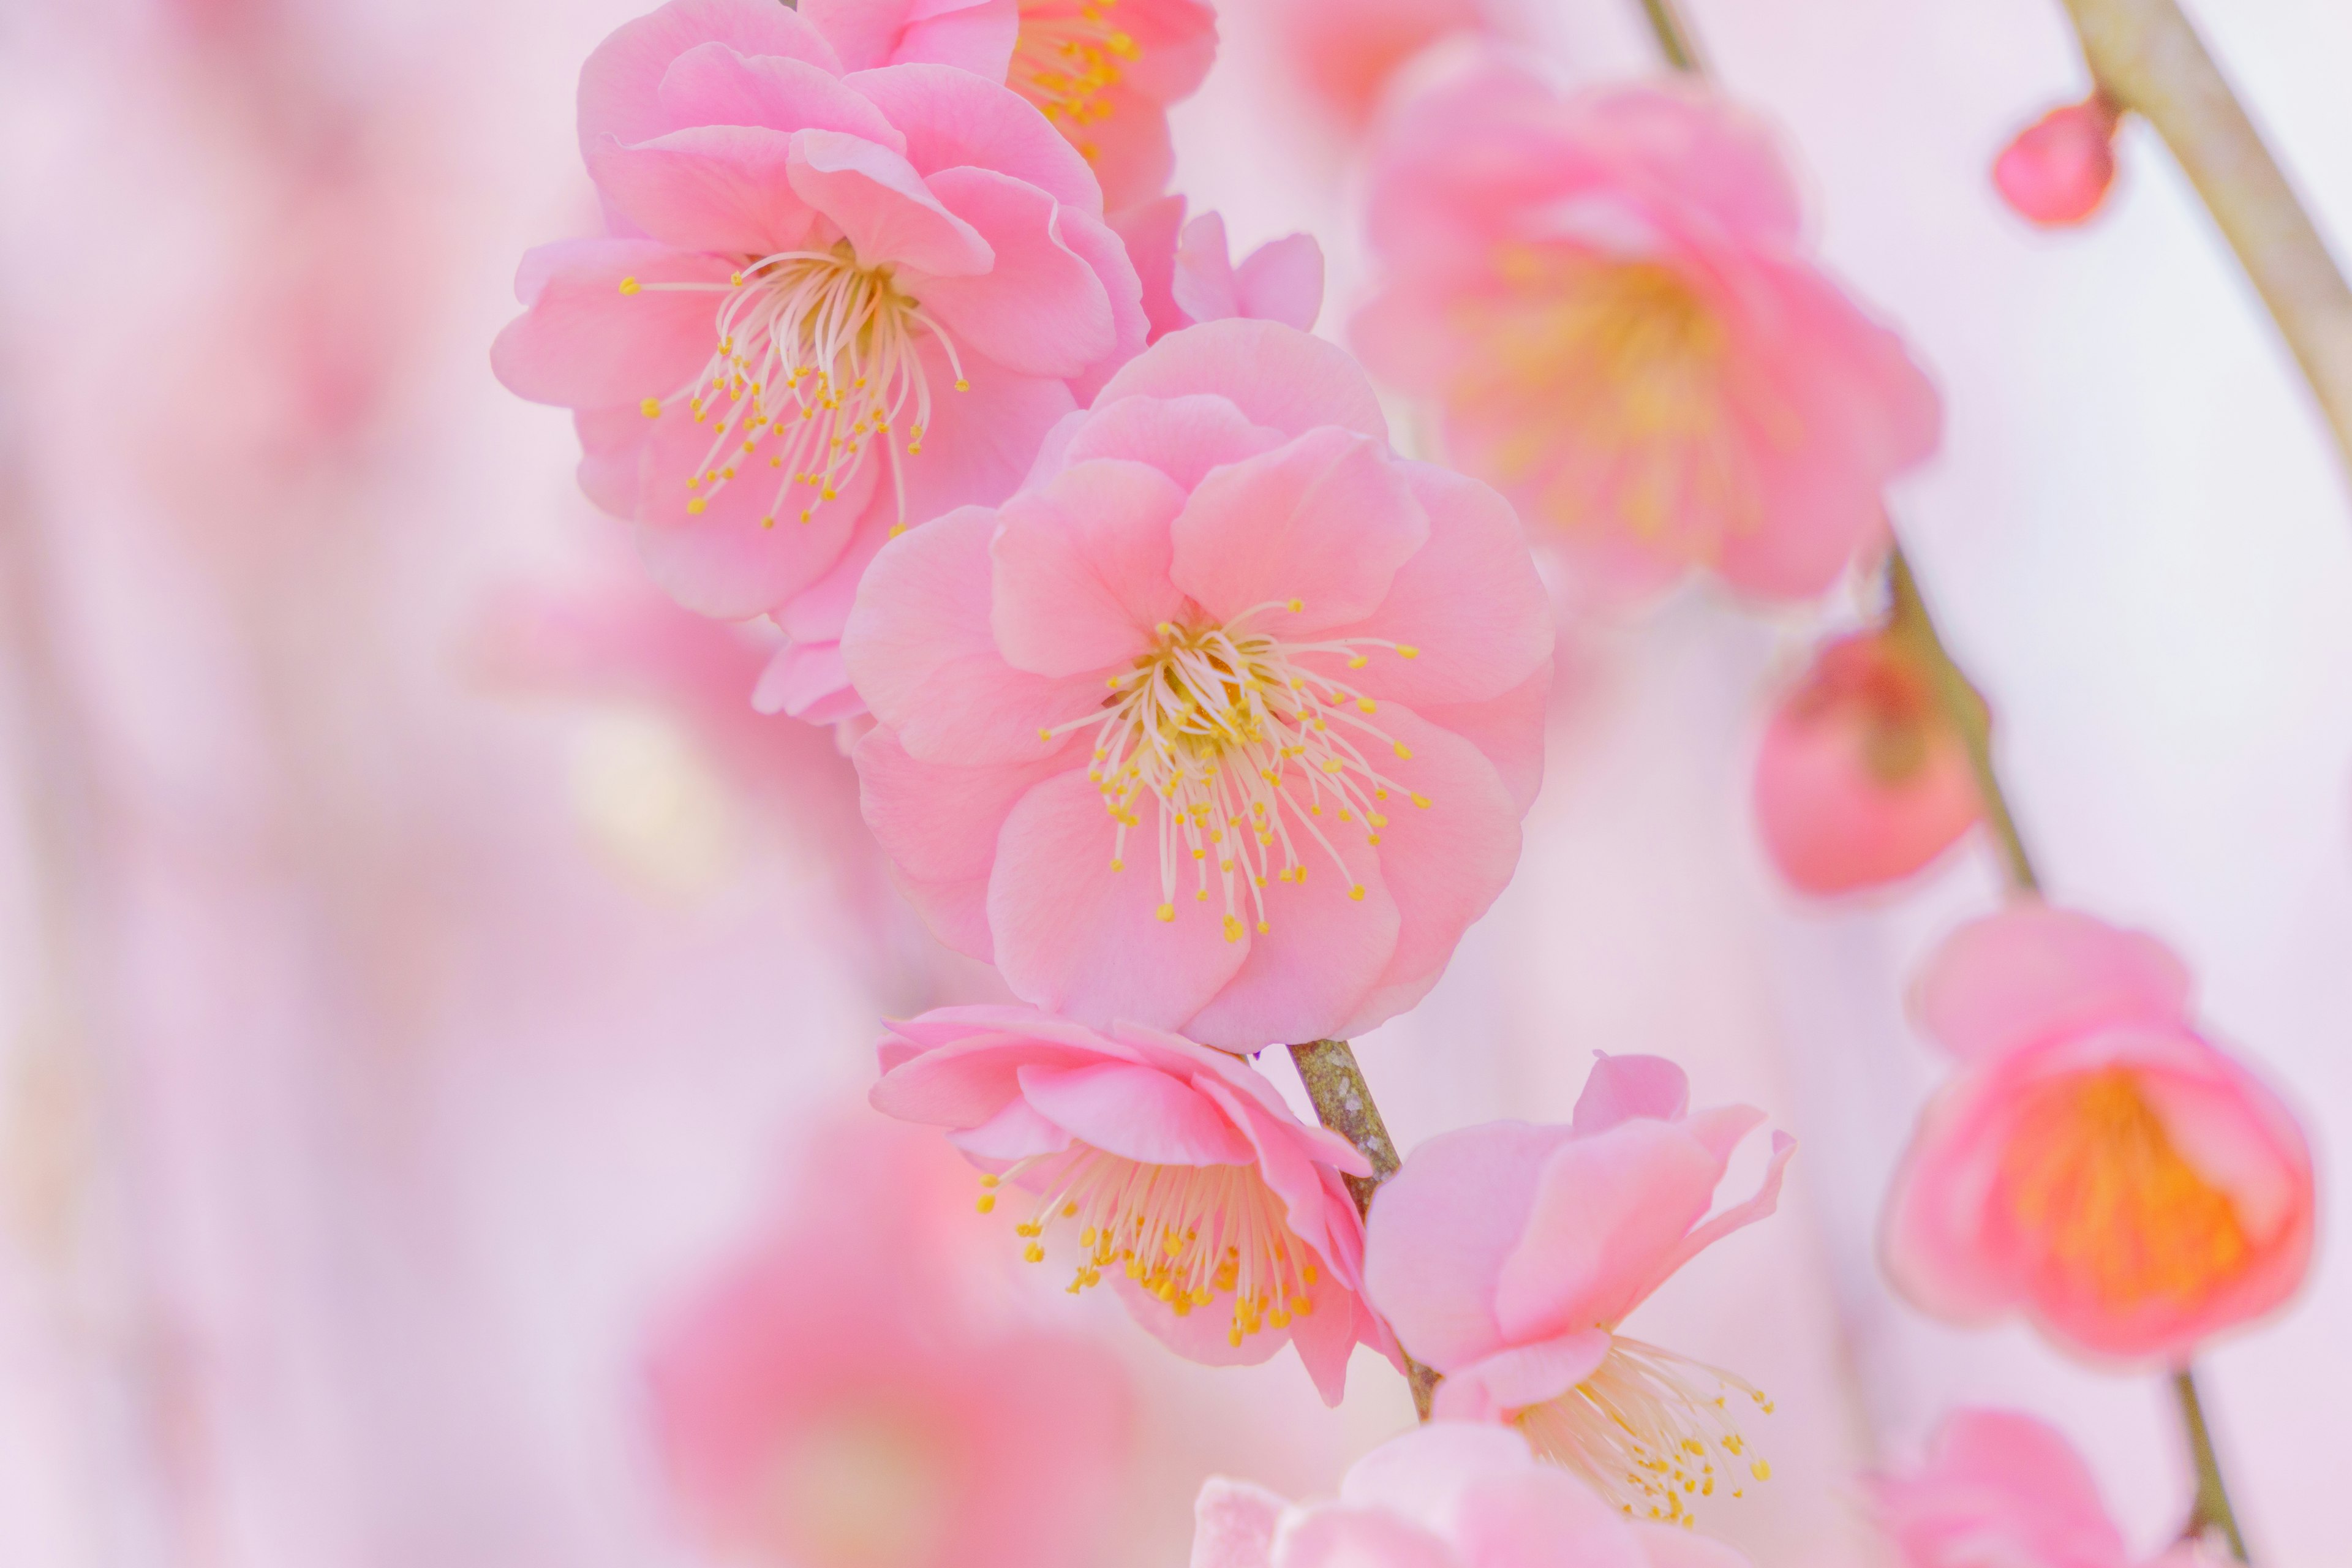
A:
1884 904 2316 1364
1753 628 1981 895
1994 98 2121 228
1361 1054 1796 1525
841 319 1553 1050
1871 1408 2208 1568
801 0 1218 210
1264 0 1491 125
492 0 1147 630
1354 64 1942 605
868 1004 1400 1403
646 1117 1132 1568
1192 1422 1755 1568
1114 198 1324 342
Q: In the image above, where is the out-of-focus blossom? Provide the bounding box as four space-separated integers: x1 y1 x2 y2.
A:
869 1005 1398 1403
803 0 1218 209
1191 1421 1754 1568
492 0 1145 633
1355 64 1942 605
1884 905 2316 1363
1753 628 1981 895
843 320 1553 1050
647 1115 1133 1568
1362 1054 1795 1525
1264 0 1491 126
1994 97 2121 228
1871 1408 2208 1568
1114 197 1323 342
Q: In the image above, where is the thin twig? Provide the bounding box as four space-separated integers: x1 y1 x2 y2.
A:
2173 1368 2250 1559
1286 1038 1439 1419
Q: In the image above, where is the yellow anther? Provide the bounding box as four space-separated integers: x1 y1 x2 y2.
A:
975 1194 996 1213
1223 914 1242 943
1109 858 1124 872
685 498 706 515
1349 884 1366 901
639 397 662 418
979 1174 1000 1188
1751 1461 1770 1482
761 515 775 529
1286 598 1303 612
617 276 640 295
1393 742 1414 760
954 378 971 391
1156 903 1175 922
1024 1242 1046 1263
1348 655 1368 669
1398 645 1420 658
1357 698 1377 714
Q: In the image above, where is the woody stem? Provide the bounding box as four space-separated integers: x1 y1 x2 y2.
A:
2174 1368 2252 1560
1287 1038 1439 1419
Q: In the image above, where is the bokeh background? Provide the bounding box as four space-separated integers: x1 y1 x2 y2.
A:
1 0 2347 1564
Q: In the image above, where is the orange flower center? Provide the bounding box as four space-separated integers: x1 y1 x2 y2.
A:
1011 0 1141 162
1999 1068 2251 1311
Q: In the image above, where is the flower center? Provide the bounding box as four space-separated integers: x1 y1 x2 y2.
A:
1011 0 1141 161
978 1151 1322 1348
622 242 969 529
1513 1336 1773 1527
1036 608 1424 938
1457 252 1745 540
760 1405 949 1568
1999 1068 2251 1310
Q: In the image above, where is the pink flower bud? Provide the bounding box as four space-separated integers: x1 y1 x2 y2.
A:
1994 97 2121 227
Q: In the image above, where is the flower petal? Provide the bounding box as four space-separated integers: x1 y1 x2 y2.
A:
1015 1061 1255 1165
579 0 843 162
911 167 1119 379
786 129 995 275
492 240 731 410
656 43 906 149
989 458 1188 677
1913 904 2195 1061
1096 319 1388 442
590 126 818 255
1190 1477 1287 1568
1063 394 1288 490
848 62 1104 213
1570 1054 1691 1135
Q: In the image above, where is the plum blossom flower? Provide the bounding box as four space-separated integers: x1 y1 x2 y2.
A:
1354 64 1942 605
842 319 1553 1050
1995 97 2122 228
1362 1054 1796 1525
801 0 1218 209
1191 1422 1755 1568
1883 905 2316 1363
1114 197 1324 343
492 0 1145 631
1752 628 1981 895
1871 1408 2211 1568
646 1116 1133 1568
1263 0 1494 126
868 1005 1400 1403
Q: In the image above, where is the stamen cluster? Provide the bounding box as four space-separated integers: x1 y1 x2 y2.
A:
1515 1338 1772 1526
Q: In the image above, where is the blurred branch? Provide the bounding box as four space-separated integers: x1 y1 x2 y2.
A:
1286 1038 1438 1419
2173 1368 2251 1559
2059 0 2352 484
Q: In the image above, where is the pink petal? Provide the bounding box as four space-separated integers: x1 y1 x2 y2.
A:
1493 1119 1728 1341
1110 1270 1292 1373
1190 1478 1287 1568
1912 904 2195 1061
1111 194 1189 341
1276 1506 1458 1568
1337 1422 1543 1526
1013 1061 1256 1165
1283 1255 1372 1406
802 0 1017 75
948 1095 1074 1162
1879 1065 2032 1327
1638 1129 1794 1307
1415 664 1551 817
848 63 1105 213
492 240 731 410
578 0 843 162
892 338 1082 526
1169 428 1428 634
989 458 1188 676
1062 394 1289 489
1450 1466 1651 1568
631 410 878 617
911 167 1119 379
842 507 1104 764
655 43 906 150
1096 319 1389 443
1630 1526 1753 1568
1872 1408 2129 1568
1171 210 1242 320
575 405 652 516
590 126 818 255
1566 81 1804 246
787 130 995 276
750 638 848 719
1051 203 1154 402
1428 1330 1612 1420
856 726 1071 960
987 769 1250 1031
1234 233 1325 331
1060 80 1178 213
1361 1120 1579 1371
1570 1054 1691 1135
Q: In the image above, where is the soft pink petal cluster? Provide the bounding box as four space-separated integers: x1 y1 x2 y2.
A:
493 0 1146 716
1871 1408 2209 1568
1884 904 2315 1363
1262 0 1494 125
803 0 1217 209
869 1004 1400 1402
1994 97 2121 228
1355 63 1942 603
1115 196 1325 344
1363 1054 1794 1522
646 1117 1131 1568
1193 1423 1752 1568
1752 628 1981 895
845 320 1553 1050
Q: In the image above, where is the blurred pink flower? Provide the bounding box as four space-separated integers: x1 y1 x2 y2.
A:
1871 1408 2207 1568
1113 197 1324 342
1192 1422 1754 1568
1994 98 2121 228
1752 628 1981 895
1354 64 1942 605
1263 0 1491 125
843 320 1553 1050
802 0 1218 209
1884 905 2316 1364
1362 1054 1795 1525
869 1004 1399 1403
647 1116 1132 1568
492 0 1145 626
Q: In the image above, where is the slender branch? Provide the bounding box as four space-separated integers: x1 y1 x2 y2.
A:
2057 0 2352 483
2173 1368 2250 1559
1286 1038 1439 1419
1636 0 1706 74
